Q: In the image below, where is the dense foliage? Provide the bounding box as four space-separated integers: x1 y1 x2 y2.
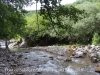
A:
0 0 33 48
24 0 100 46
92 33 100 45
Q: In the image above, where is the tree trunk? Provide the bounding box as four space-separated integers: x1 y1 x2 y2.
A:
36 0 39 32
5 38 9 50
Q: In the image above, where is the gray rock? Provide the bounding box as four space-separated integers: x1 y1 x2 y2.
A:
0 64 6 67
71 51 84 58
95 66 100 73
76 51 84 57
89 53 96 59
64 57 71 62
24 57 28 59
0 69 4 72
18 54 23 58
11 64 17 67
0 73 4 75
49 56 54 60
16 72 23 75
91 58 98 63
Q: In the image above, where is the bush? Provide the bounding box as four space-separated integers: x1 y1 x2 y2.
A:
92 32 100 45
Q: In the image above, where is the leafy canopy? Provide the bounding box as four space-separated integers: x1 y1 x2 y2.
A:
0 0 33 39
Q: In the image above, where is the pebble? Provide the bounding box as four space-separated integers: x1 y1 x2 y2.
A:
16 72 23 75
95 67 100 73
36 71 42 74
49 56 54 60
25 51 29 53
33 59 38 61
18 54 23 58
12 54 16 56
0 73 4 75
0 68 5 73
64 57 71 62
91 58 98 63
29 64 33 66
71 52 84 58
24 57 28 59
11 64 17 67
0 64 6 67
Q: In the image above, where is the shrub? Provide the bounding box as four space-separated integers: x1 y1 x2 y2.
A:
92 32 100 45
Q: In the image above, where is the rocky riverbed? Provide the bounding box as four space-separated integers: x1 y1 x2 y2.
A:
0 45 100 75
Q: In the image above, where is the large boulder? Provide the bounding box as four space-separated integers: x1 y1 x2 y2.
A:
95 63 100 72
8 38 27 50
71 46 85 58
19 38 27 48
71 51 84 58
14 38 27 48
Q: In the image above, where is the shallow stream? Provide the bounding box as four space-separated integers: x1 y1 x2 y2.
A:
11 48 100 75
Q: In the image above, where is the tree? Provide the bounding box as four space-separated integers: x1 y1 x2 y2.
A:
24 13 49 46
24 0 84 45
0 0 32 49
92 32 100 45
72 1 100 44
35 0 39 33
39 0 83 36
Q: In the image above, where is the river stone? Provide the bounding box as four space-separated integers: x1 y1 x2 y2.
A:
18 54 23 58
0 59 3 62
0 64 6 67
64 57 71 62
76 51 84 57
24 57 28 59
56 56 63 60
0 73 4 75
89 53 96 59
82 50 87 54
42 55 47 57
36 71 42 74
29 64 33 66
12 54 16 56
70 54 78 58
16 72 23 75
95 67 100 73
71 51 84 58
97 52 100 58
33 59 38 61
72 51 76 56
0 68 5 73
25 51 29 53
49 56 54 60
11 64 17 67
91 58 98 63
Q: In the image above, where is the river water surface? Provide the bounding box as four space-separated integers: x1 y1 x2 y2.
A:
10 47 100 75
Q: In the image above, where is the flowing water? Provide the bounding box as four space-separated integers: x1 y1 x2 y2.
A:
10 48 100 75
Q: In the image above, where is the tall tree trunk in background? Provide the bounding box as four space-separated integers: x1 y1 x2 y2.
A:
36 0 39 46
36 0 39 32
5 38 8 49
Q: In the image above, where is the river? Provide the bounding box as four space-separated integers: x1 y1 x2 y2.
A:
0 46 100 75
